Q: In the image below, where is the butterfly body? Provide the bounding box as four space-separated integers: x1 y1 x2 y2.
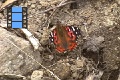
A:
49 22 81 53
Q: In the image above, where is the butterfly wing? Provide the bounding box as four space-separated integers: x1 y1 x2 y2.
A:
49 25 81 53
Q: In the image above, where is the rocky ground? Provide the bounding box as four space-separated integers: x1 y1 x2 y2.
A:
0 0 120 80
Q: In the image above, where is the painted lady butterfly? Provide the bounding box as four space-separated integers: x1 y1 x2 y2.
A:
49 22 81 53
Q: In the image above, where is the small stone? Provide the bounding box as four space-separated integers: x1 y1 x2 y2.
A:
53 63 71 79
31 4 36 8
118 37 120 40
49 55 54 61
31 70 43 80
76 60 84 68
71 65 77 72
72 72 78 78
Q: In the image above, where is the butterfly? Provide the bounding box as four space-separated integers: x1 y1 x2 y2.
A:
49 22 81 53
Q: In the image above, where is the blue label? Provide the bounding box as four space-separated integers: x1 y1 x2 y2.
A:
7 6 27 29
12 7 22 12
12 13 22 21
12 22 22 28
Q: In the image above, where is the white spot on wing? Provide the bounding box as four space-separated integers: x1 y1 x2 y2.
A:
51 39 54 41
72 26 75 31
76 31 78 34
50 32 53 37
53 32 56 36
68 28 71 31
77 27 79 30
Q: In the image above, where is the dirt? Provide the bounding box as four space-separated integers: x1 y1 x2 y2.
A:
0 0 120 80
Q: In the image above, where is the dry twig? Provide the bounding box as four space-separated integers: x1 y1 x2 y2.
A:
42 0 75 29
40 0 75 13
0 0 17 12
21 29 40 50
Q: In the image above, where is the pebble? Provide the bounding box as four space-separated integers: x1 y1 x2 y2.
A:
31 4 36 8
31 70 43 80
76 60 84 68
